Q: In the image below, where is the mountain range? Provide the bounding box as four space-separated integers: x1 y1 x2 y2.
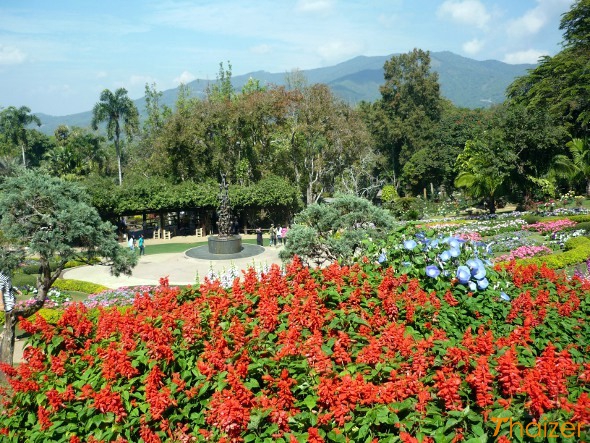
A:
35 51 534 135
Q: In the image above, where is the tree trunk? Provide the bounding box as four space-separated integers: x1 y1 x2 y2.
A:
488 196 496 214
116 137 123 186
0 261 58 367
586 178 590 197
21 144 26 169
0 311 16 367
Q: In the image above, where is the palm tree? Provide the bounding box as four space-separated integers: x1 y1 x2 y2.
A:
552 138 590 196
0 106 41 168
455 170 506 214
91 88 139 185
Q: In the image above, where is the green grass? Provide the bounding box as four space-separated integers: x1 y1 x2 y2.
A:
143 238 261 255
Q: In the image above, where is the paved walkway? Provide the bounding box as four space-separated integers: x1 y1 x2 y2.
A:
62 234 285 288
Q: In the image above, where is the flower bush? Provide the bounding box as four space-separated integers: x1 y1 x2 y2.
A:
15 287 70 309
523 219 578 234
1 253 589 442
82 286 156 309
494 245 552 263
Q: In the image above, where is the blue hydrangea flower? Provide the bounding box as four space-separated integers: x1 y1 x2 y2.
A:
466 258 480 271
404 239 417 250
473 267 487 280
468 281 477 292
425 265 441 278
378 252 387 263
500 292 511 301
439 250 451 262
449 238 461 249
456 266 471 284
477 278 489 290
449 247 461 258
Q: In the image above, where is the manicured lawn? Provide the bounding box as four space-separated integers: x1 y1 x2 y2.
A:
143 237 261 255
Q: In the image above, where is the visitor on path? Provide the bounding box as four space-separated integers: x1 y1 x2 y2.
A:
269 224 276 247
256 227 263 246
128 236 135 251
281 226 288 245
0 270 20 313
276 225 282 246
138 234 145 256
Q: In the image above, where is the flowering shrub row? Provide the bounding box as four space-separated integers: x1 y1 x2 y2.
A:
0 254 589 442
494 245 552 263
523 219 577 234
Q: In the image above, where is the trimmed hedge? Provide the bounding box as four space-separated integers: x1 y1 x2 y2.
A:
516 236 590 269
0 307 61 328
568 214 590 223
52 279 108 294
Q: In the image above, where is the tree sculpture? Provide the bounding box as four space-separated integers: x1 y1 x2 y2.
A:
216 174 233 237
0 171 137 366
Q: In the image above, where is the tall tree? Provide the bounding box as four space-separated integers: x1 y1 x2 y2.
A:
507 0 590 138
376 49 444 192
0 106 41 168
91 88 139 185
0 171 137 365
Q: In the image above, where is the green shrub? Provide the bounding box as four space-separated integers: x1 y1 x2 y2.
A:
568 214 590 223
569 221 590 232
388 197 424 220
523 214 542 224
52 279 108 294
0 307 61 328
12 273 37 287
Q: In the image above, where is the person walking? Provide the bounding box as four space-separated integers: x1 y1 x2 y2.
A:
256 227 263 246
269 224 276 247
281 226 288 245
276 225 282 246
0 270 20 313
138 234 145 256
128 235 134 251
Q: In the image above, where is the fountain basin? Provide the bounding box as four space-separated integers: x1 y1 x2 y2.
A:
207 235 242 254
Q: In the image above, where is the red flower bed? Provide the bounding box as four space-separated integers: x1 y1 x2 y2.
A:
0 260 589 442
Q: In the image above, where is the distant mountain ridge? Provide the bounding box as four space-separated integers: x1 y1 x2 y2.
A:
35 51 534 135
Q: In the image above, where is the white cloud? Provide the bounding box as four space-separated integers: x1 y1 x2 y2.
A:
462 38 483 55
316 40 364 62
174 71 196 85
507 0 573 37
503 49 547 64
437 0 490 30
0 45 26 65
296 0 335 13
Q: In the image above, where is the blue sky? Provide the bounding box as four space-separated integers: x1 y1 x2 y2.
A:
0 0 575 116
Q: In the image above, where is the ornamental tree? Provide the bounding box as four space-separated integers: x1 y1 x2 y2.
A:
280 194 396 266
0 171 137 365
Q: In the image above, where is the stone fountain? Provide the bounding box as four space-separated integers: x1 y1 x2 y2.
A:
207 175 242 254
